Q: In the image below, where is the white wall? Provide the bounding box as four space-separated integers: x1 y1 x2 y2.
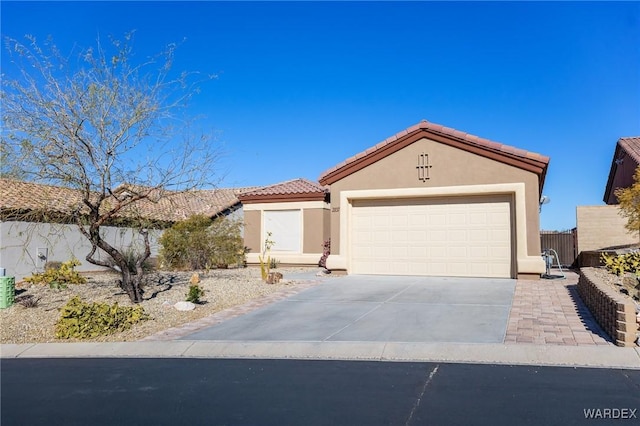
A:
0 221 162 281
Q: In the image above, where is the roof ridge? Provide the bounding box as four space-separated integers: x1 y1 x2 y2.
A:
318 119 549 184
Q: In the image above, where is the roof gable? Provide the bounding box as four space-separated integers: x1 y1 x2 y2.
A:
238 178 328 203
318 120 550 190
604 137 640 204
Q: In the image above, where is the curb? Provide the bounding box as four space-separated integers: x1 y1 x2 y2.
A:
2 341 639 370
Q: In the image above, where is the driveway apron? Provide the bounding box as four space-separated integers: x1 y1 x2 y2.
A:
180 275 516 344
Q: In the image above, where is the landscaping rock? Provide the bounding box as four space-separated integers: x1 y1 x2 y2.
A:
174 301 196 311
1 266 316 344
266 272 283 284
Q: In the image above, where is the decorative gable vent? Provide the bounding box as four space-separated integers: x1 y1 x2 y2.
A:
417 152 432 182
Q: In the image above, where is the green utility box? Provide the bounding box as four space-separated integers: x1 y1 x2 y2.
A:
0 276 16 309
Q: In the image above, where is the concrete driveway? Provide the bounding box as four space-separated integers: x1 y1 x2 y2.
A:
181 275 516 344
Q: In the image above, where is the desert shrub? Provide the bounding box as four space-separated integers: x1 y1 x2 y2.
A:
44 261 62 271
269 257 279 269
55 296 149 339
160 215 215 270
186 284 205 304
24 258 86 289
601 252 640 276
259 232 275 281
16 294 40 308
209 216 245 268
159 215 245 270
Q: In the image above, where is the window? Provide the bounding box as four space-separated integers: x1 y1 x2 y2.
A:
263 210 302 252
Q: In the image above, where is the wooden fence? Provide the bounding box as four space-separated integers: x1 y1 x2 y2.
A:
540 229 577 268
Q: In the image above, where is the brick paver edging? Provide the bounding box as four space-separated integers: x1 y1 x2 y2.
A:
140 280 324 341
505 272 612 346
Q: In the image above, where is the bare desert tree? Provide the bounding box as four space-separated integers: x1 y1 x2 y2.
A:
1 33 220 303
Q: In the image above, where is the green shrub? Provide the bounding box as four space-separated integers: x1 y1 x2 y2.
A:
209 216 245 267
24 258 86 289
55 296 149 339
186 284 205 304
259 232 275 281
269 257 279 269
601 252 640 276
159 215 245 270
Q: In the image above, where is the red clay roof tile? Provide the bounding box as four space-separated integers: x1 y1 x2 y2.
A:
619 137 640 163
238 178 327 200
0 178 252 223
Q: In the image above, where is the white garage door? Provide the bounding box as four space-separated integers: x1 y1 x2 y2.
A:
350 196 513 278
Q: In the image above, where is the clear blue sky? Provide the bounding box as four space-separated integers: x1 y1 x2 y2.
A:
2 1 639 231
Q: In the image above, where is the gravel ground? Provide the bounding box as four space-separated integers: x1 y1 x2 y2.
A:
589 267 640 302
0 266 319 344
3 266 636 345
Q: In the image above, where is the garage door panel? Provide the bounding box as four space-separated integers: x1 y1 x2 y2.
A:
469 229 489 241
429 214 447 226
351 197 512 278
448 230 467 241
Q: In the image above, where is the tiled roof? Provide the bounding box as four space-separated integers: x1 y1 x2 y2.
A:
0 178 253 224
239 178 328 203
618 137 640 163
318 120 550 186
0 179 88 217
123 187 255 222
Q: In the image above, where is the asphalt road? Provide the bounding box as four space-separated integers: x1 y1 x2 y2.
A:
2 358 639 426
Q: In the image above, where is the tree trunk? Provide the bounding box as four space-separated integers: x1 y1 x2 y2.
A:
79 220 151 304
119 267 144 304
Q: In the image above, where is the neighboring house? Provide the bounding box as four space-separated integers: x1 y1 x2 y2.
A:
0 178 251 280
576 137 640 254
243 120 549 279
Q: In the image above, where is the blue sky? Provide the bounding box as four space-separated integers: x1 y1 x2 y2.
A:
2 1 639 231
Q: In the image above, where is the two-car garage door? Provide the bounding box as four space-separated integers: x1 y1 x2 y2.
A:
350 195 513 278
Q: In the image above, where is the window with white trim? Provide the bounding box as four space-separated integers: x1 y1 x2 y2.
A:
263 210 302 253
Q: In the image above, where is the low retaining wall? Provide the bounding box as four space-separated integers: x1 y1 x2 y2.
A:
577 269 638 347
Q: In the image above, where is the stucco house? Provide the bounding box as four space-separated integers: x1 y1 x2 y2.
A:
2 119 551 280
0 179 251 280
243 120 549 279
576 137 640 255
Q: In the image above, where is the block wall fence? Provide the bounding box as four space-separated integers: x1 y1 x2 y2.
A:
577 268 638 347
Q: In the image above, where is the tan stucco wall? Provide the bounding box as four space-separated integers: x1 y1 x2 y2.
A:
576 205 639 252
329 137 542 258
323 208 331 242
243 202 329 264
303 208 329 253
243 210 262 255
